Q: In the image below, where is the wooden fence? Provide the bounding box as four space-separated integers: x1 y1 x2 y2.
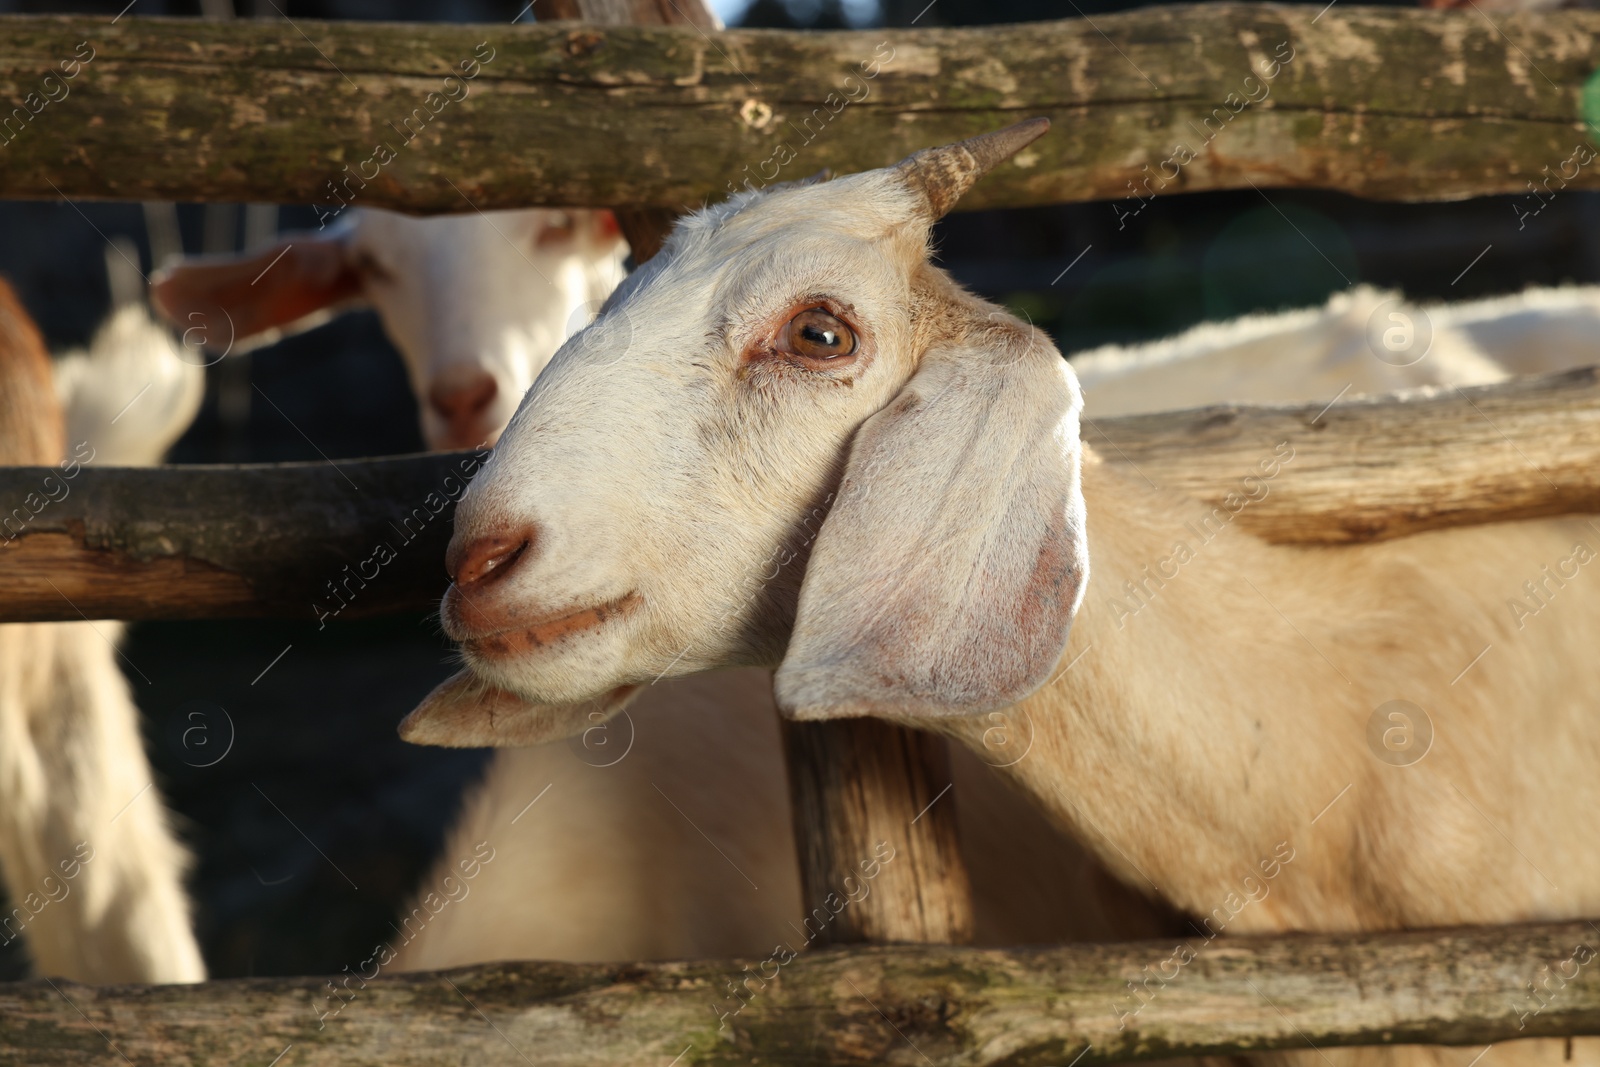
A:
2 6 1600 211
8 920 1600 1066
6 4 1600 1065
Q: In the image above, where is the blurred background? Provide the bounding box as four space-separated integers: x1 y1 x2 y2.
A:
0 0 1590 979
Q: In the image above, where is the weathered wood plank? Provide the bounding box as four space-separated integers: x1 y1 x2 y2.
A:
0 451 479 622
2 6 1600 211
3 920 1599 1065
4 370 1599 622
547 0 716 261
1087 367 1600 545
781 717 976 945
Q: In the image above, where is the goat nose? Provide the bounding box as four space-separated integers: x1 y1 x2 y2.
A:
449 528 537 589
428 373 499 424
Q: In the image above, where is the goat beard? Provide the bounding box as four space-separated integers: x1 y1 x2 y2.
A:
398 668 638 748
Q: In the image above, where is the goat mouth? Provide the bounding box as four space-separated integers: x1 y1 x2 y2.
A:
460 592 640 658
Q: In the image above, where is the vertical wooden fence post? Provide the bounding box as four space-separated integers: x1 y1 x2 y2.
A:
535 0 976 947
781 718 974 944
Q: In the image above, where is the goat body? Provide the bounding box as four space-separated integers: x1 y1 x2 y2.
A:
1071 284 1507 416
404 123 1600 1067
1429 284 1600 378
391 224 1600 976
0 281 204 983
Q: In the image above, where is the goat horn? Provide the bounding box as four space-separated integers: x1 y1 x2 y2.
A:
897 117 1051 220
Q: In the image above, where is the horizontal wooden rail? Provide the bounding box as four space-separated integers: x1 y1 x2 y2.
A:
3 369 1599 622
4 919 1600 1065
1089 366 1600 545
0 451 469 622
2 6 1599 211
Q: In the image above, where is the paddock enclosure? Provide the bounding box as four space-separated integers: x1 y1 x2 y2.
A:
5 0 1600 1063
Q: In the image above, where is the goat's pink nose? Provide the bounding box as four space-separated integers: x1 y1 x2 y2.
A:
449 528 537 589
428 373 499 426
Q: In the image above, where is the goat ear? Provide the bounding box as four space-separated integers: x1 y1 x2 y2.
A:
149 232 363 350
398 669 638 748
775 309 1088 722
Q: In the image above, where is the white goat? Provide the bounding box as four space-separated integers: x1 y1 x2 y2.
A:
168 198 1568 974
403 122 1600 1067
151 208 628 449
1427 285 1600 378
1071 284 1507 417
0 279 206 983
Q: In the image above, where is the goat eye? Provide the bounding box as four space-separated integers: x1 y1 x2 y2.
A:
782 308 856 362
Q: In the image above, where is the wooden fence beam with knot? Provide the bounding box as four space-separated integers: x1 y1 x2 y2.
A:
2 6 1599 212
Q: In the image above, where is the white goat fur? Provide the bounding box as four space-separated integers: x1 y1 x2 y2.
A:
334 220 1178 970
402 127 1600 1067
1428 284 1600 377
53 303 207 467
0 294 205 983
1072 282 1600 418
1070 284 1507 416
